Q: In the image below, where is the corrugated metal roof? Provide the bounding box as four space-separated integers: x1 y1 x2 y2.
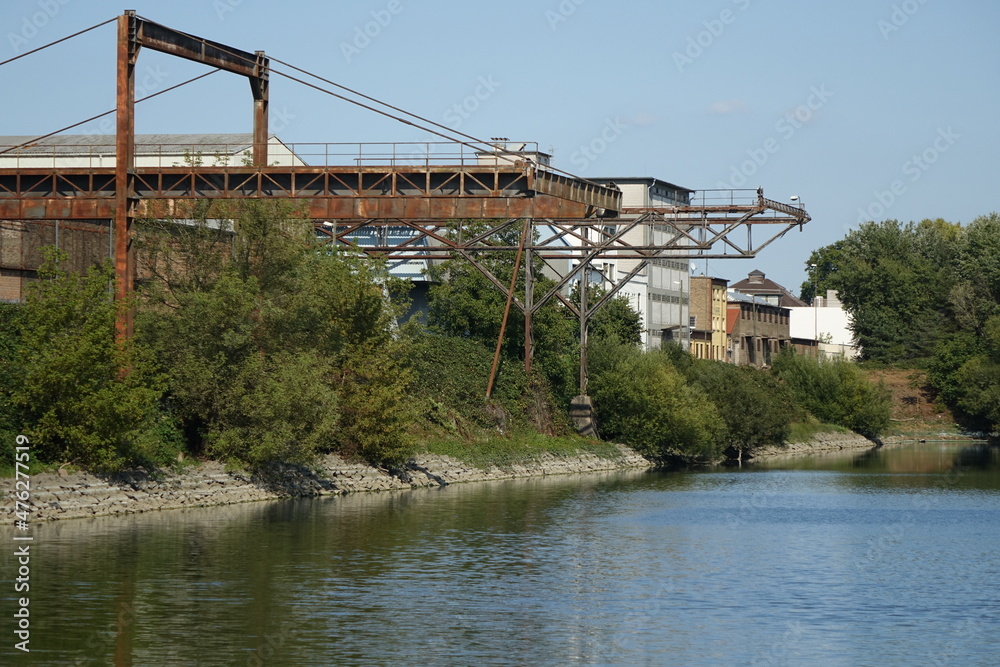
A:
727 290 773 307
590 176 694 193
0 133 263 155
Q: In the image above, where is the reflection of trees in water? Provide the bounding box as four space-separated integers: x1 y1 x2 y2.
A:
850 447 885 468
952 443 1000 469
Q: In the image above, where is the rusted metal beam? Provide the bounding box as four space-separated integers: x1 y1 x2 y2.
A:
134 17 259 77
251 50 269 166
115 10 137 341
486 218 530 399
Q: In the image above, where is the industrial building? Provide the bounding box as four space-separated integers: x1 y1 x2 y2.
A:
590 177 695 350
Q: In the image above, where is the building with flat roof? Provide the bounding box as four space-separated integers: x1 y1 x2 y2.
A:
590 177 695 350
788 290 859 360
690 276 729 361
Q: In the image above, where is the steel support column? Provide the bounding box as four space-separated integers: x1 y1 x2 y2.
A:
115 10 137 341
523 218 534 374
251 50 269 166
579 262 588 396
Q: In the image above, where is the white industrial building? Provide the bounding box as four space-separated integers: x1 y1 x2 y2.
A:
0 133 304 168
591 177 694 350
788 290 859 360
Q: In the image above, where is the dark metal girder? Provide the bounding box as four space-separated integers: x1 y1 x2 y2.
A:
135 17 260 78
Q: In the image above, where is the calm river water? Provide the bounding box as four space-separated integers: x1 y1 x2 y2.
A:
5 441 1000 665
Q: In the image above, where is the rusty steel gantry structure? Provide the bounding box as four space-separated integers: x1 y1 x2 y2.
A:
0 11 811 402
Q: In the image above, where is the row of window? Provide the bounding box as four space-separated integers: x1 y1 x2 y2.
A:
738 307 788 325
649 258 690 271
651 293 689 305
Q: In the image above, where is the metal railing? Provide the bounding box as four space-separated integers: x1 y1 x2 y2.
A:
0 140 543 169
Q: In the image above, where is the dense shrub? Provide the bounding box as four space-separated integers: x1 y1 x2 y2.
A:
589 341 724 461
684 360 795 457
0 303 26 465
407 332 565 436
771 349 892 439
13 250 180 471
333 346 417 467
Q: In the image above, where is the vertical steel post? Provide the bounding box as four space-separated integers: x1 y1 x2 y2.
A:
251 50 269 166
115 10 137 341
523 218 534 374
486 218 530 398
579 261 588 396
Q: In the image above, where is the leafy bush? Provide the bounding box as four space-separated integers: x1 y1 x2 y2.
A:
13 250 179 471
589 341 724 461
334 346 417 467
407 332 568 437
206 350 339 466
771 349 891 439
684 360 795 456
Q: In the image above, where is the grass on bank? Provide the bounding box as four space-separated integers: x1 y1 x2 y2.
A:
422 431 625 470
786 419 853 444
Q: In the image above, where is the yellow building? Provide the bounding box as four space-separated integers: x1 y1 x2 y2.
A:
689 276 729 361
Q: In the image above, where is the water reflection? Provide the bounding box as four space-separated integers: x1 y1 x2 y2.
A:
3 445 999 665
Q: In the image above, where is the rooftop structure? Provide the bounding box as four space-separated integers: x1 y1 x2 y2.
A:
0 133 304 168
730 269 808 308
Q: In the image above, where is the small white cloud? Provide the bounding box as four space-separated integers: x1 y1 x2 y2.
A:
629 109 660 127
708 99 750 115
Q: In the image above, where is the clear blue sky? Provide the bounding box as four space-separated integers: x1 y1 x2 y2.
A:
3 0 997 295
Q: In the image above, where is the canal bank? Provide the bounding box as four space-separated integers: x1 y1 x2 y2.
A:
7 445 653 522
7 433 938 523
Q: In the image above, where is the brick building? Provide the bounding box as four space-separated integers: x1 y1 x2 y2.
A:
726 291 791 367
689 276 728 361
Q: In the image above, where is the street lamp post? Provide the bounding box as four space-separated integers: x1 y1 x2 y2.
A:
810 263 819 358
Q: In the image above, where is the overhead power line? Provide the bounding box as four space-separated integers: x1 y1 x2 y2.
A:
8 13 610 190
0 16 117 68
134 14 605 187
0 69 221 156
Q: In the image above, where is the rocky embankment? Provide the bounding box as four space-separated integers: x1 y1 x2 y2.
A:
749 432 908 461
6 445 652 522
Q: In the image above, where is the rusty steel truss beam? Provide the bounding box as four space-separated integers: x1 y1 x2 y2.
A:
0 164 621 221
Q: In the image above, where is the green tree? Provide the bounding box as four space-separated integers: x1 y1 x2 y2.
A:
683 360 795 458
572 283 643 347
771 349 891 439
13 249 177 471
589 340 725 461
138 200 413 467
802 219 960 363
426 222 579 404
951 213 1000 334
